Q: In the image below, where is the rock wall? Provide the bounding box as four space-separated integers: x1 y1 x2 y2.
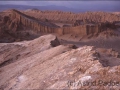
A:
10 9 108 36
24 10 120 24
62 25 86 35
11 9 63 35
86 25 99 35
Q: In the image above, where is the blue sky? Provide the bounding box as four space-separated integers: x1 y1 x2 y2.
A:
0 1 120 12
0 1 120 9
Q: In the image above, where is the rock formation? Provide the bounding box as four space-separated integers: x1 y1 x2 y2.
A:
0 8 120 90
0 34 60 67
0 35 120 90
12 9 120 36
24 10 120 24
0 9 120 42
0 9 119 43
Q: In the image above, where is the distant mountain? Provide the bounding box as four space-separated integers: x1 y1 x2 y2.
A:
0 5 79 12
0 4 120 13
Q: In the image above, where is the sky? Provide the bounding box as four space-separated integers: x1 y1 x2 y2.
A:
0 1 120 9
0 0 120 11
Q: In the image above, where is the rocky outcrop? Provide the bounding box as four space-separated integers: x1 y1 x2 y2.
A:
9 9 89 36
2 16 10 23
24 10 120 24
73 19 95 26
0 34 60 67
63 24 71 27
0 9 119 43
0 37 120 89
50 37 60 47
10 9 60 33
10 10 103 36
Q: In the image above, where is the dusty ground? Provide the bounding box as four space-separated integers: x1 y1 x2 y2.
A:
0 34 120 90
52 29 120 55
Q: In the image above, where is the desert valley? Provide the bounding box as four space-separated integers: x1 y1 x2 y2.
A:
0 4 120 90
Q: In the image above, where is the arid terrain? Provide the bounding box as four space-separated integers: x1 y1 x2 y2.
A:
0 9 120 90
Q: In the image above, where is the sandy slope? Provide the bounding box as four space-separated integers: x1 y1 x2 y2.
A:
0 34 120 90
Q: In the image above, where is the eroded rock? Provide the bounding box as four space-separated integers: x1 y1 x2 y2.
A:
0 42 120 90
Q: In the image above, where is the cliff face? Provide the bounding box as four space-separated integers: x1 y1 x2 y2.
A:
10 9 63 35
10 9 105 36
0 9 119 43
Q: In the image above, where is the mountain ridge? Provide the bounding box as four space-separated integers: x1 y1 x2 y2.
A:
0 4 120 13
